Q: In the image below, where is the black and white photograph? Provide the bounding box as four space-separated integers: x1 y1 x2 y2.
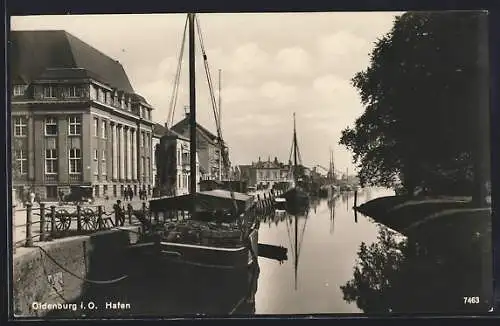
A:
9 11 493 317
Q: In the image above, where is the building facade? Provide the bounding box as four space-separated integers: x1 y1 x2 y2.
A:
238 157 291 186
171 112 226 181
10 30 155 201
153 123 200 196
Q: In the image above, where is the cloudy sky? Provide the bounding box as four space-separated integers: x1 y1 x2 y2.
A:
12 12 401 173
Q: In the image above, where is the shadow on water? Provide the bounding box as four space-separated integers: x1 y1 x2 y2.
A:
44 231 259 318
340 223 490 314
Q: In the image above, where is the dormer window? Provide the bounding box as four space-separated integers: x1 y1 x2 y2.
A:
68 86 80 98
43 86 56 98
13 85 26 96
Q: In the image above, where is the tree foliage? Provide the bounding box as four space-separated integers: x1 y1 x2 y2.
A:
340 12 488 196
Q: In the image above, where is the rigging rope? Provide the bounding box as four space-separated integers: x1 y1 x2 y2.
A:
167 15 189 128
195 15 222 139
195 15 231 174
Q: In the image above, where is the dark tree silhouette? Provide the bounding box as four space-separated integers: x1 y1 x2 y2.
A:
339 12 490 205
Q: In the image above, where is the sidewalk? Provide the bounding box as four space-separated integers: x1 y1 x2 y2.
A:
12 198 148 248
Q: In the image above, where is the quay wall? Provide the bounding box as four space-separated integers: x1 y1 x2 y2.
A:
12 227 140 317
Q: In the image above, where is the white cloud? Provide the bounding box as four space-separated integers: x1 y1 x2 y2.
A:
227 42 270 74
274 47 312 76
318 31 370 57
259 81 297 106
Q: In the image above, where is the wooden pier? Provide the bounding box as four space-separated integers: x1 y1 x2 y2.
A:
254 189 284 214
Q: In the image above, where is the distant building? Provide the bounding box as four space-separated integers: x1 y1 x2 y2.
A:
240 157 291 186
171 111 227 181
153 123 200 196
10 30 155 202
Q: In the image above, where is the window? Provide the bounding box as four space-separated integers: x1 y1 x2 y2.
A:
13 85 26 96
101 150 107 175
43 86 55 98
68 86 82 98
13 117 27 137
45 149 58 174
68 116 81 136
45 117 58 136
15 149 28 175
93 149 98 161
93 118 99 137
142 132 146 147
69 148 81 174
101 121 107 139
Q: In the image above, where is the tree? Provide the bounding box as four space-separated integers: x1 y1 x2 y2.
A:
340 12 490 205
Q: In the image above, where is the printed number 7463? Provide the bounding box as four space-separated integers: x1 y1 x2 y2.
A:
463 297 480 304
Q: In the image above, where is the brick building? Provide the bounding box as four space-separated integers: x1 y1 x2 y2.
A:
10 30 155 202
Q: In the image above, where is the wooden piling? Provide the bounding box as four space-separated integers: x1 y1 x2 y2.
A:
76 205 82 232
12 203 16 253
50 206 56 239
39 203 46 241
354 190 358 208
25 204 33 247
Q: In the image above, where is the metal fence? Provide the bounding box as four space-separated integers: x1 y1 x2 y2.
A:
12 201 149 251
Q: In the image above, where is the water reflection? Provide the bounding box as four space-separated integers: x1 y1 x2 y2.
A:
341 224 490 314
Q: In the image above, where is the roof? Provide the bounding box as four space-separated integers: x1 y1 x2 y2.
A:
171 115 219 144
10 30 134 93
149 190 253 214
153 123 190 141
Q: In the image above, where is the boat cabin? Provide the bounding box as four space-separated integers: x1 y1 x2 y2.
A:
148 189 254 222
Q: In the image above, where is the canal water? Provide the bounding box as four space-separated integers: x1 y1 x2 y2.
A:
254 188 391 314
45 187 490 318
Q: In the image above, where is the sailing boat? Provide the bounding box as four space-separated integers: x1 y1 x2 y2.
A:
129 13 259 270
281 113 309 209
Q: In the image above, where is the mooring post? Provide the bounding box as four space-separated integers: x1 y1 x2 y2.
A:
50 205 56 239
25 203 33 247
12 203 17 253
76 205 82 232
39 203 46 242
354 190 358 208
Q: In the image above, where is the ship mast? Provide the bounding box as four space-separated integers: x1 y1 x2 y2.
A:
293 113 298 181
188 13 197 197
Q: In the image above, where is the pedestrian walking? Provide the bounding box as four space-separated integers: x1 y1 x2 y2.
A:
113 200 125 226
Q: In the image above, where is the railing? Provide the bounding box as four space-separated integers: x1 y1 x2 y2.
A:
12 201 150 252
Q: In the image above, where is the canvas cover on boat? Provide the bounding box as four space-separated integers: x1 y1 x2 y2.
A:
149 190 254 214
